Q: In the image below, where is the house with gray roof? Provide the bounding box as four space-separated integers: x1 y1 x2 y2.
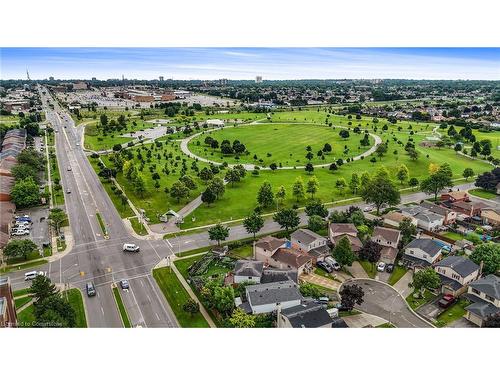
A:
245 280 303 314
278 301 334 328
434 256 480 296
291 228 330 260
413 211 444 231
233 260 264 284
464 275 500 327
402 238 444 268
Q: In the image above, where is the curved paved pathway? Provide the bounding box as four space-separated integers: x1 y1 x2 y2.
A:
180 122 382 171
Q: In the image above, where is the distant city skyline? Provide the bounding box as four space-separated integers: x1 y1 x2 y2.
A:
1 48 499 80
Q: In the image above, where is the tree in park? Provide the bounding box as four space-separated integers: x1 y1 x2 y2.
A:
361 176 400 215
275 185 286 208
360 133 370 147
375 142 388 160
358 240 383 264
305 151 314 161
243 211 264 239
208 223 230 246
11 177 40 208
273 208 300 234
29 275 57 302
182 299 200 316
336 178 347 195
360 171 370 187
305 163 314 174
349 173 360 194
201 188 216 206
332 236 355 267
399 217 417 246
463 168 474 181
305 200 328 218
407 148 419 161
329 162 338 173
323 143 332 153
292 177 305 202
340 284 364 311
3 239 38 260
199 167 214 183
48 208 67 235
410 268 441 297
308 215 324 232
339 129 350 140
170 181 190 203
100 113 108 129
454 143 462 153
132 175 147 198
257 181 274 208
420 163 453 201
306 176 319 199
180 175 197 192
469 243 500 275
396 164 410 185
17 149 45 171
228 308 256 328
299 283 323 299
269 163 278 172
409 177 419 190
225 168 241 187
483 312 500 328
208 177 225 200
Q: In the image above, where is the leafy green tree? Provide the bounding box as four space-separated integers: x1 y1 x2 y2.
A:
409 177 419 190
306 176 319 198
29 275 57 302
333 236 355 266
375 142 388 160
396 164 409 185
11 177 40 208
463 168 474 181
170 181 190 202
349 173 360 193
201 188 216 206
305 163 314 174
420 164 453 201
11 164 39 184
48 208 67 235
228 308 256 328
299 283 323 299
361 176 400 215
292 177 305 202
275 185 286 208
410 268 441 297
34 294 76 328
17 149 45 171
179 175 197 191
199 167 214 183
208 223 230 246
225 169 241 187
358 240 382 263
273 208 300 234
360 171 370 186
399 217 417 246
132 175 147 198
3 239 38 260
336 178 347 195
208 177 225 200
243 211 264 239
469 243 500 275
305 200 328 218
182 299 200 316
307 215 324 232
257 181 274 208
213 285 234 316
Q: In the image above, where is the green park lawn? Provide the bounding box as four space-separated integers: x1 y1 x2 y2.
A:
188 122 373 167
152 267 209 328
64 288 87 328
468 188 497 200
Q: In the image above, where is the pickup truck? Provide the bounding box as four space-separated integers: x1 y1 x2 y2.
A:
438 294 455 308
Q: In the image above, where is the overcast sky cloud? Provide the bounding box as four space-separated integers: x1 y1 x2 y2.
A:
1 48 499 80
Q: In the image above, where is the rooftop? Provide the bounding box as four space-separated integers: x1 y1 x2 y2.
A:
255 236 287 252
469 274 500 300
405 238 444 257
246 280 302 307
291 228 324 245
435 256 479 277
282 301 333 328
234 260 264 278
372 226 401 244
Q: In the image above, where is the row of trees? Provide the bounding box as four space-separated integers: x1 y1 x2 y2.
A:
10 148 46 208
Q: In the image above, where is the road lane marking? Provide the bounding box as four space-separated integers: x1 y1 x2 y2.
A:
129 285 148 328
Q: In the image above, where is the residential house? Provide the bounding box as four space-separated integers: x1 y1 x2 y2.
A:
464 275 500 327
420 201 457 225
254 236 287 259
440 190 470 203
233 260 264 284
371 226 401 264
329 223 363 253
383 211 417 228
402 238 444 268
0 277 16 328
413 211 444 231
450 201 489 218
261 269 298 284
244 280 303 314
480 209 500 227
434 256 480 296
291 228 330 261
278 301 334 328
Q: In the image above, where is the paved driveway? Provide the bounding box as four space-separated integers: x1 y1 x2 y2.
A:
300 273 340 290
342 279 433 328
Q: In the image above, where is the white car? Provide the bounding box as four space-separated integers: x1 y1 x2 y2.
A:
123 243 140 252
67 166 72 171
12 229 30 236
377 262 386 272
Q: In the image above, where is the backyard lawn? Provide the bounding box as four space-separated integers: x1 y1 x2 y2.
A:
435 299 470 327
468 188 497 200
441 231 465 241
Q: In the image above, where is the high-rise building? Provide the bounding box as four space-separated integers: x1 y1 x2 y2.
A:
159 76 164 82
255 76 263 83
91 77 97 81
49 76 55 81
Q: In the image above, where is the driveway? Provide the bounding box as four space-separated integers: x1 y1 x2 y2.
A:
342 312 388 328
346 261 369 278
342 279 433 328
392 270 413 298
300 273 340 290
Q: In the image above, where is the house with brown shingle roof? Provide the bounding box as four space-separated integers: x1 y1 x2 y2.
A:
440 190 470 203
371 226 401 264
328 223 362 253
254 236 313 275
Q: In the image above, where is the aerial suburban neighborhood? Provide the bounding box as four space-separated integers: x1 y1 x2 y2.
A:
0 48 499 333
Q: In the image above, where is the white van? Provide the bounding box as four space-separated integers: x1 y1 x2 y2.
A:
24 271 38 281
123 243 140 252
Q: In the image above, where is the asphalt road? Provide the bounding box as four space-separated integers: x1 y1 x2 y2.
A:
342 279 433 328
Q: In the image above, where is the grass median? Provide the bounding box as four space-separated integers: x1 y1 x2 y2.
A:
112 286 131 328
64 288 88 328
96 212 108 236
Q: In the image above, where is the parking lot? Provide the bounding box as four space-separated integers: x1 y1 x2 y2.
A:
14 205 50 250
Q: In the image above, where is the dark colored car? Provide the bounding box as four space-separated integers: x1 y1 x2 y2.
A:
120 279 129 289
438 294 455 308
385 264 395 273
317 260 333 273
86 282 96 297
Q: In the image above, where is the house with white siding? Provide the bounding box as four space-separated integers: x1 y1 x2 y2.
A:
434 256 480 296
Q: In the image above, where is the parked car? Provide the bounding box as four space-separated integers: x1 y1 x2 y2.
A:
12 229 30 236
317 296 329 305
377 262 386 272
15 215 32 223
385 264 395 273
122 243 140 252
120 279 129 289
317 260 333 273
335 303 350 311
325 256 341 271
438 294 456 308
86 282 96 297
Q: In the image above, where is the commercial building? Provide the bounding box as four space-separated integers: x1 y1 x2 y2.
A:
0 277 17 328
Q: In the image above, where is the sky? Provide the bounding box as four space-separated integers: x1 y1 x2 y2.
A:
1 48 499 80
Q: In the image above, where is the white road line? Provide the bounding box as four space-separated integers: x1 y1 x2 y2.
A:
165 238 172 247
146 275 175 327
129 285 148 328
146 241 161 260
155 312 160 320
100 306 104 315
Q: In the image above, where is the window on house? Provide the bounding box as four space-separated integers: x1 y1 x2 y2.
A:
410 250 414 254
423 254 427 259
485 295 495 303
471 288 481 296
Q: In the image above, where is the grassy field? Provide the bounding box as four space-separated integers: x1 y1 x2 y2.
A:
130 217 147 235
227 243 253 259
468 188 497 200
406 289 437 310
174 254 232 281
17 304 36 327
152 267 209 328
387 266 408 286
112 287 131 328
188 122 373 167
64 288 87 328
14 296 33 309
0 259 48 275
13 288 31 297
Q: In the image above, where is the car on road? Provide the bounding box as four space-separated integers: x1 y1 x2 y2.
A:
385 263 395 273
67 166 72 171
12 228 30 236
123 243 140 252
86 282 96 297
377 262 386 272
66 188 71 194
24 271 39 280
363 205 374 212
317 260 333 273
438 294 455 308
76 142 80 146
120 279 129 289
317 296 329 305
